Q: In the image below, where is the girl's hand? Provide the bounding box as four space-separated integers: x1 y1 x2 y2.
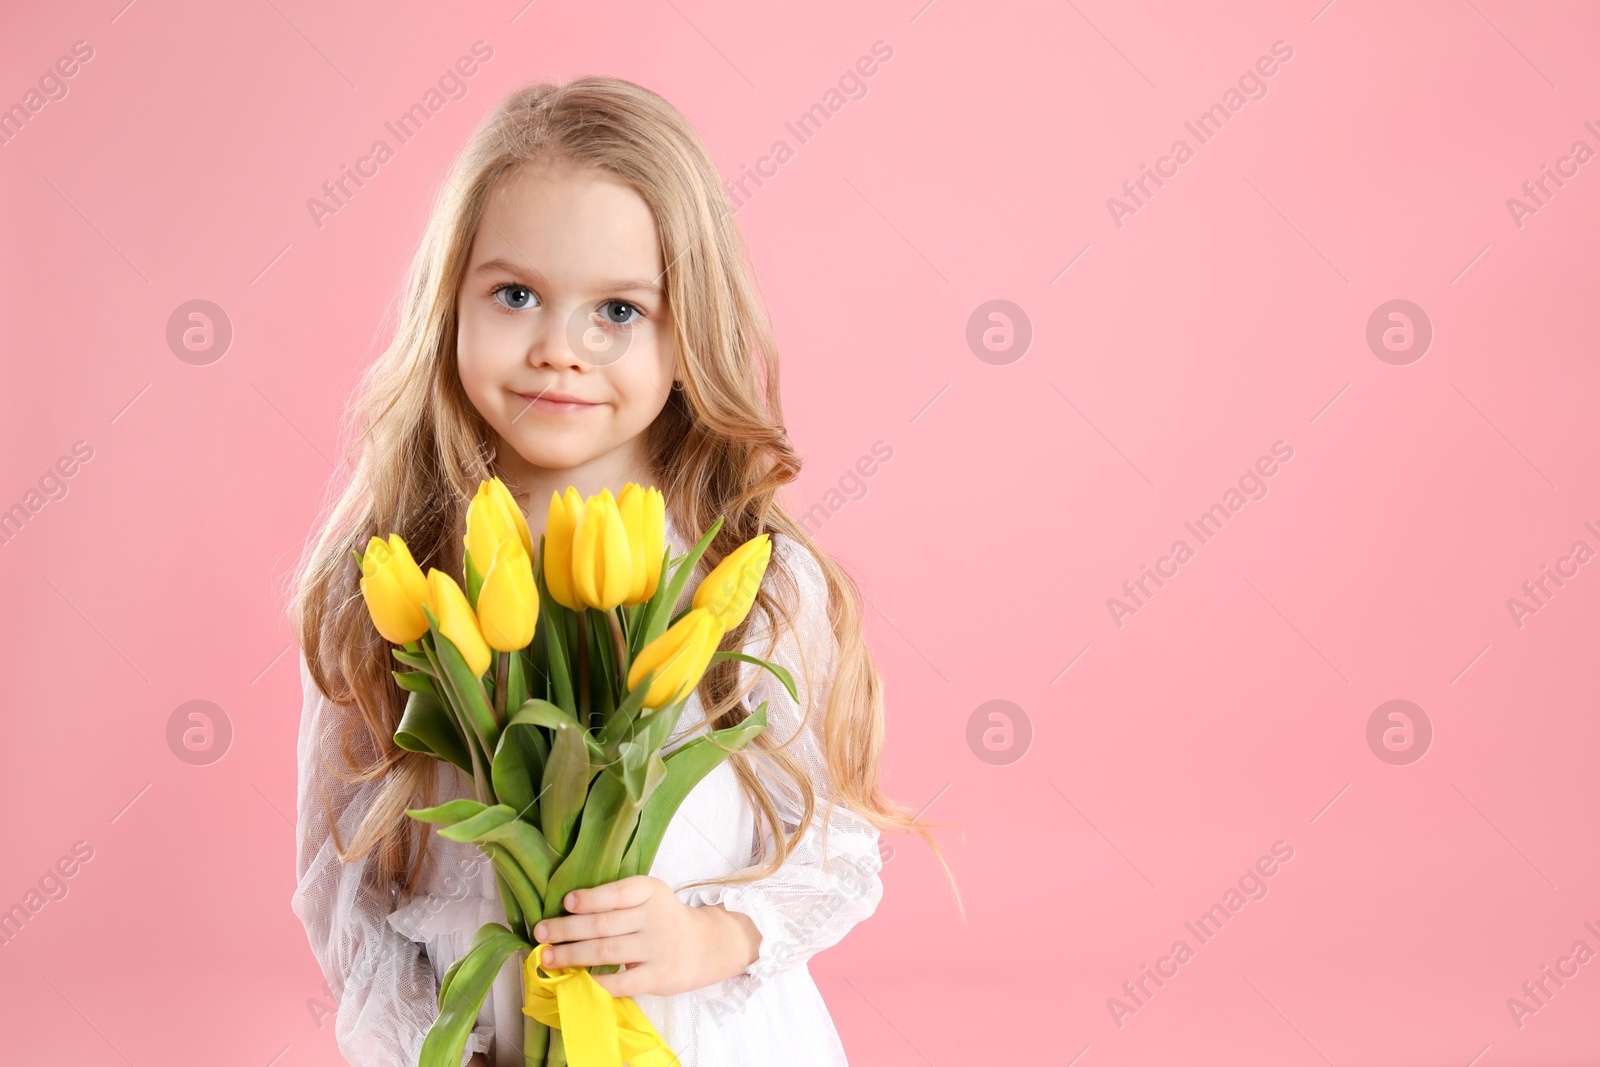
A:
533 875 762 998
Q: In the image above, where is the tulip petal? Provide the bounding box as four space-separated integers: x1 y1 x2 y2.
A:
477 537 537 652
428 568 493 677
543 488 583 611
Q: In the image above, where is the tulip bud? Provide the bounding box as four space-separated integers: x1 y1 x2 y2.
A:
693 533 772 631
359 534 431 644
627 607 725 709
426 568 492 677
616 483 666 605
572 488 634 611
476 536 538 652
543 487 584 611
465 477 533 580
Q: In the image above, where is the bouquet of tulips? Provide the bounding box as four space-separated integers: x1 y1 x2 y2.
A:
356 478 793 1067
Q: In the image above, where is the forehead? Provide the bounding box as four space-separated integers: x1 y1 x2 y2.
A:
472 161 663 283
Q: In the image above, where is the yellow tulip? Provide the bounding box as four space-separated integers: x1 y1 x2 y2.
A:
616 483 666 604
359 534 431 644
476 536 538 652
426 568 492 677
544 487 585 611
465 477 533 580
693 533 772 631
572 488 634 611
627 607 725 709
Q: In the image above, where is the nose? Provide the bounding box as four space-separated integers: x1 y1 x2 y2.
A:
525 303 592 372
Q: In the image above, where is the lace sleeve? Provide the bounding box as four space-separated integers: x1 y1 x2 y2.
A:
291 648 492 1066
677 533 886 1014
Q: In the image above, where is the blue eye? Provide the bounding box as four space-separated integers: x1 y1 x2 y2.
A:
600 300 643 328
491 283 537 311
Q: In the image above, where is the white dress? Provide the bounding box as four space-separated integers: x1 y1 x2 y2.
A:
291 524 885 1066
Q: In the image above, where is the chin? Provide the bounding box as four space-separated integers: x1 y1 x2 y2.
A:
504 438 605 472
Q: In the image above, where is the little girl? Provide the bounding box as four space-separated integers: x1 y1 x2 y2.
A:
288 76 955 1066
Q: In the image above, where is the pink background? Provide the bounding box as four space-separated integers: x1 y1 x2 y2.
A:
2 1 1598 1063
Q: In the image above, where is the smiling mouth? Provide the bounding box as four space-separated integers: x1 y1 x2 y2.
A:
511 390 601 418
512 388 601 409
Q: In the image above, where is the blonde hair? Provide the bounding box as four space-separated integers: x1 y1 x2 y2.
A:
286 75 962 919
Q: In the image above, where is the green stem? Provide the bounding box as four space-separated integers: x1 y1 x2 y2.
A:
575 611 591 733
422 643 492 804
524 1012 550 1065
606 609 629 698
494 651 509 726
494 869 524 932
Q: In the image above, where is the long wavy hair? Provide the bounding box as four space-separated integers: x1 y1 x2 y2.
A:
286 75 961 918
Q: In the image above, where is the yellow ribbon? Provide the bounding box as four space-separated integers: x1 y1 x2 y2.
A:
523 942 679 1067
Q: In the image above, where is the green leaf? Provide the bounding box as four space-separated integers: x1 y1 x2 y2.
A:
540 717 592 854
619 702 769 879
437 951 469 1009
627 545 674 660
483 842 543 926
643 516 725 647
392 669 436 695
505 644 528 717
508 699 604 765
491 705 551 819
528 632 550 706
405 798 487 825
437 803 524 842
617 740 649 804
541 770 641 920
418 922 529 1067
709 650 799 704
598 668 657 762
391 648 434 672
642 750 668 805
492 865 524 934
587 608 617 729
533 541 577 718
393 688 472 774
424 604 500 753
464 549 485 610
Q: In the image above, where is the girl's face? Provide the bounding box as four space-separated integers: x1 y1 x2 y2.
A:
456 160 677 498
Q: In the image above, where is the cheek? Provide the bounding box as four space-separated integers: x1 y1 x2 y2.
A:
456 313 507 395
613 331 674 411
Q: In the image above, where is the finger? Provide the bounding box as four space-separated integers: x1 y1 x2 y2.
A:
561 875 657 915
533 906 644 946
590 962 653 999
541 932 649 971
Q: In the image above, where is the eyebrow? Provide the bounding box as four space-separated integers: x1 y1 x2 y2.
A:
472 257 664 297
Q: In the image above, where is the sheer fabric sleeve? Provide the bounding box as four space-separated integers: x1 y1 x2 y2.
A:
291 648 492 1066
676 534 886 1005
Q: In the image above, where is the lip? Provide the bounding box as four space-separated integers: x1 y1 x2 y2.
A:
513 389 601 413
